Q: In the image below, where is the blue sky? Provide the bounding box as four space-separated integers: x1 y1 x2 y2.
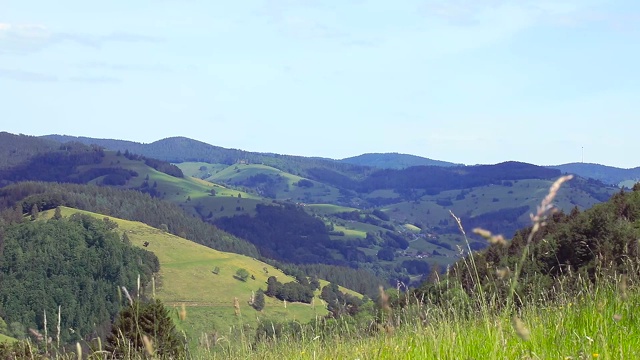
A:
1 0 639 167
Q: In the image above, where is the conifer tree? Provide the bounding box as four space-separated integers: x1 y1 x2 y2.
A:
106 298 184 358
253 289 265 311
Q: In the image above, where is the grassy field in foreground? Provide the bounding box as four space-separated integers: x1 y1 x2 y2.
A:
41 207 345 349
205 282 640 359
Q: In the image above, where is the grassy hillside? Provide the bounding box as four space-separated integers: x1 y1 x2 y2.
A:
179 162 343 204
79 151 265 219
41 207 358 348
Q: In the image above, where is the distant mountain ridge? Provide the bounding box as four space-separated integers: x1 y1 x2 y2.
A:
550 163 640 187
41 134 640 188
41 135 372 178
340 153 461 169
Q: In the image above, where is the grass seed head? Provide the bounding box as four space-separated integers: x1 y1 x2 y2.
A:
496 267 511 279
142 335 155 356
619 274 628 300
512 316 530 341
179 303 187 321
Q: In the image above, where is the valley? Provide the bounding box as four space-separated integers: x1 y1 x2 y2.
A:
0 131 637 359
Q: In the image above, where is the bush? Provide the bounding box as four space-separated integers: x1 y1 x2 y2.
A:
235 268 250 281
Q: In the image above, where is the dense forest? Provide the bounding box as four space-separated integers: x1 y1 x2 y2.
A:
214 203 338 264
0 214 159 343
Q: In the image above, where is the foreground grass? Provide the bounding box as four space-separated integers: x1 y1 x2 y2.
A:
203 283 640 359
8 277 636 359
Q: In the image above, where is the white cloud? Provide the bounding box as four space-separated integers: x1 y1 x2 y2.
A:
0 68 58 82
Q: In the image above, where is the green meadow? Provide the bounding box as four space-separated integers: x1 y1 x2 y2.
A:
178 162 343 204
42 207 357 350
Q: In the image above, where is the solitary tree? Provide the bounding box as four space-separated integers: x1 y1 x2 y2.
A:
30 204 39 221
106 298 184 358
53 207 63 220
235 268 250 282
253 289 265 311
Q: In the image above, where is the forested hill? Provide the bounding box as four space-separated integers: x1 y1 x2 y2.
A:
0 132 59 169
0 140 183 188
0 182 259 257
340 153 460 169
550 162 640 187
309 161 563 193
0 214 159 343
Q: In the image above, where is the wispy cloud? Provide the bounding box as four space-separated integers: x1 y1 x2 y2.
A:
77 61 172 73
0 23 164 55
0 68 58 82
0 67 123 84
69 75 121 84
258 0 349 41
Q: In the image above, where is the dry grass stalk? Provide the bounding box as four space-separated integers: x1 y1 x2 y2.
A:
179 303 187 321
76 342 82 360
507 175 574 308
234 297 241 316
142 334 155 356
512 316 530 341
57 305 61 349
122 286 133 305
449 210 466 237
43 309 48 352
473 227 508 247
619 274 628 300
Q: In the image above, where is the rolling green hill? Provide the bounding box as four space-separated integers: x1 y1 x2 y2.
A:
41 207 360 348
0 132 620 285
179 162 343 204
41 135 371 180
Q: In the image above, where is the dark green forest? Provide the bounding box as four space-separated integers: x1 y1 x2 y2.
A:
214 203 336 264
0 214 159 343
